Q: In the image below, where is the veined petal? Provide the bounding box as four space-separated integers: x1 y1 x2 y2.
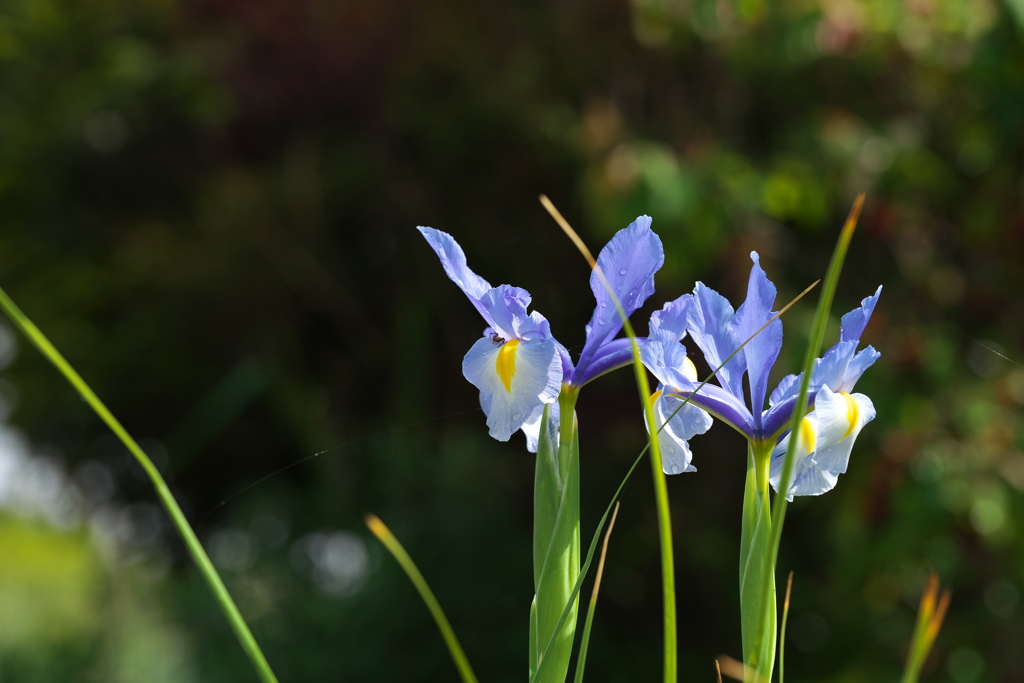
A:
806 386 875 475
769 386 875 499
418 227 493 319
688 282 746 401
728 251 782 430
648 294 693 342
463 336 562 442
576 216 664 377
769 413 837 500
650 389 713 474
840 286 883 343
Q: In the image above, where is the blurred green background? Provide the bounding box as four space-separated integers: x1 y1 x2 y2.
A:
0 0 1021 680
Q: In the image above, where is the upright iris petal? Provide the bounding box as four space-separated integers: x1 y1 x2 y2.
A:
419 227 564 447
571 216 664 386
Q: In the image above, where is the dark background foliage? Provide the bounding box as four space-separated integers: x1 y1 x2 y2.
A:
0 0 1022 681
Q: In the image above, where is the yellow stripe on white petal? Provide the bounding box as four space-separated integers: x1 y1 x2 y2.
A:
496 339 520 391
841 391 860 438
462 335 562 443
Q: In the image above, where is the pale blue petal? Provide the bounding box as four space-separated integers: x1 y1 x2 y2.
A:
648 294 693 342
418 227 493 319
837 345 880 393
462 336 562 442
641 340 755 437
769 373 799 407
728 252 782 430
840 286 883 343
688 282 746 401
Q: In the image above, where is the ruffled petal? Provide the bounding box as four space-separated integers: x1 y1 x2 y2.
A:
462 336 562 442
650 389 714 474
806 386 875 475
688 282 746 401
640 339 756 437
769 386 875 500
418 227 493 320
728 252 782 430
575 217 664 378
648 294 693 342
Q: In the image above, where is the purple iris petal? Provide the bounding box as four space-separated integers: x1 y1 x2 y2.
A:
840 286 882 342
688 282 747 401
573 216 664 383
648 294 693 343
728 252 783 433
574 338 635 386
418 227 494 320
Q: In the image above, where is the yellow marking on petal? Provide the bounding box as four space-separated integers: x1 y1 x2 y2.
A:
649 389 663 407
495 339 520 392
841 392 860 438
799 416 816 454
683 356 698 382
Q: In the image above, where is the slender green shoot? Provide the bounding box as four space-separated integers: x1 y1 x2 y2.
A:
779 571 794 683
0 285 279 683
756 193 866 676
572 502 621 683
365 514 480 683
900 574 951 683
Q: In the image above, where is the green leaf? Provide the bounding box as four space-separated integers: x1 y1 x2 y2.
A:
530 393 581 683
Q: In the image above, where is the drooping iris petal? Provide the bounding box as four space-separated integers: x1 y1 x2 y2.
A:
463 336 562 442
418 227 494 320
648 294 693 343
728 252 783 433
687 282 747 401
574 216 664 380
650 389 714 474
768 386 875 500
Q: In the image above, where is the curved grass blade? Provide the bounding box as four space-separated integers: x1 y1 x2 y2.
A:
572 502 621 683
0 285 280 683
779 571 794 683
365 514 480 683
754 193 866 679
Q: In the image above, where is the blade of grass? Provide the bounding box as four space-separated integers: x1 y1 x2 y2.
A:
0 285 279 683
749 193 865 678
779 571 794 683
365 514 480 683
572 502 621 683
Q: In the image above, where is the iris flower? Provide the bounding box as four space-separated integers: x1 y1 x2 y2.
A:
418 216 666 452
641 251 881 496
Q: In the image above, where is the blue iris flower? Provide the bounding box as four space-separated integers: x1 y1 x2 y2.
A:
418 217 666 452
641 251 882 496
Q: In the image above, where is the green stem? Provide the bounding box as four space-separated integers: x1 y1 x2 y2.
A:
0 286 279 683
740 441 775 683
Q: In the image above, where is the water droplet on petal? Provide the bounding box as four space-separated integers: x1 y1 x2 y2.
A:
598 318 606 325
600 302 607 308
618 267 628 276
